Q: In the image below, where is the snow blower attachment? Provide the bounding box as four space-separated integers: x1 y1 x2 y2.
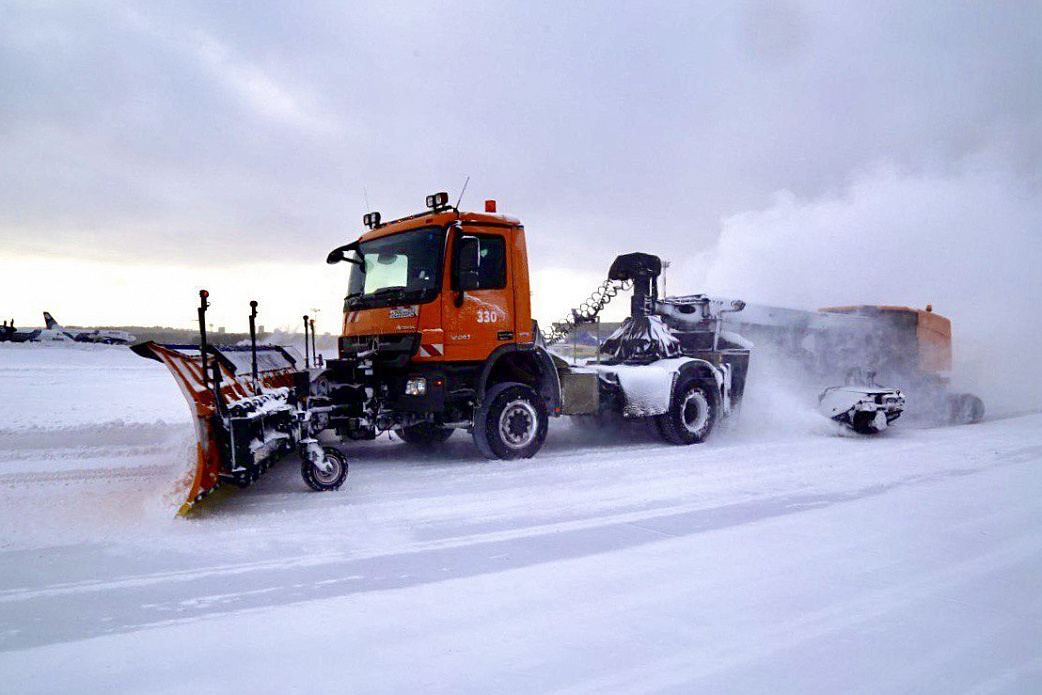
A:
600 252 681 364
818 368 906 434
132 291 347 515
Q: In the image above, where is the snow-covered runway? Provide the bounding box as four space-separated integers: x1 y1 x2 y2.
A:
1 345 1040 693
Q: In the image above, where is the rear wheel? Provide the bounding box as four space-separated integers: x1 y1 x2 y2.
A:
395 422 455 447
302 447 348 491
949 393 985 425
473 382 548 460
655 379 718 445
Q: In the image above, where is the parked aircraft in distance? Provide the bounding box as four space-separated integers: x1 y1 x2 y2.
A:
0 313 136 344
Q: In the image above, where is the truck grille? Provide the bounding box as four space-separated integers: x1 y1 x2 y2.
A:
338 333 420 360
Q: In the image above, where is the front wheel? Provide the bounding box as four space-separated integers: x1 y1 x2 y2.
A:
472 382 549 460
301 447 348 491
655 379 718 445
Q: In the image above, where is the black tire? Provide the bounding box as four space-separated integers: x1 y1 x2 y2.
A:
850 411 883 435
472 382 549 460
655 379 718 445
301 447 348 491
950 393 985 425
395 422 455 447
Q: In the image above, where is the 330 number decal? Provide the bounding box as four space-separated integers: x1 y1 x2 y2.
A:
476 309 499 323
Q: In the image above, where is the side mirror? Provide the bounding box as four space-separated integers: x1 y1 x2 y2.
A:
456 236 480 288
327 243 362 266
453 236 481 304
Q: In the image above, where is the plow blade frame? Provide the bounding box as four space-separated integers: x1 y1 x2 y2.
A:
132 341 306 514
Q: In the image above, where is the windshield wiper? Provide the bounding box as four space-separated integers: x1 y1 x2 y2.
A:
372 286 407 299
352 286 431 308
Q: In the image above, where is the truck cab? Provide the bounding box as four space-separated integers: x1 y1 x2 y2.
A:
322 193 559 458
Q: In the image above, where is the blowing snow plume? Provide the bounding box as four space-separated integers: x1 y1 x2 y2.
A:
686 162 1042 419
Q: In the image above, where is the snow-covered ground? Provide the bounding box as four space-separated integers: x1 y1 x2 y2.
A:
1 344 1041 693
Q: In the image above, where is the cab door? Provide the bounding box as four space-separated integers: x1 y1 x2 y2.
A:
442 226 515 362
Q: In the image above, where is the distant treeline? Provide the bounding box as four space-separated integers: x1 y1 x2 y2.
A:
90 326 335 347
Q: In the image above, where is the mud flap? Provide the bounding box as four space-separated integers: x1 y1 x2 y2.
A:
132 341 305 515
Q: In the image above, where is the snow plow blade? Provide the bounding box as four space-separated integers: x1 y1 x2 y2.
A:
132 341 308 515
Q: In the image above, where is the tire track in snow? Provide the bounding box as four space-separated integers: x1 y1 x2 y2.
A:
0 451 1034 652
0 465 174 486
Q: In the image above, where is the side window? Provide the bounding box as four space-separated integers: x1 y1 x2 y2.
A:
455 233 506 290
475 235 506 289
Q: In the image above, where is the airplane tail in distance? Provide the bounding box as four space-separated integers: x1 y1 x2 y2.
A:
43 312 59 329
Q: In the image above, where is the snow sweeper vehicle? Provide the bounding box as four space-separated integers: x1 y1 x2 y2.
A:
818 304 984 425
712 300 983 432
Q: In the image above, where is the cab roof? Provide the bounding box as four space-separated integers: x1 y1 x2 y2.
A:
357 209 522 243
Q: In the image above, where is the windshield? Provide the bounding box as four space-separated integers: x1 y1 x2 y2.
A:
346 226 445 309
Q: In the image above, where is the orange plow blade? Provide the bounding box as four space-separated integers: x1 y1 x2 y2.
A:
132 342 307 515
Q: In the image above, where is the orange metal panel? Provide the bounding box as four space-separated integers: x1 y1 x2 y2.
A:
819 305 953 376
441 224 516 362
511 227 533 345
916 309 952 374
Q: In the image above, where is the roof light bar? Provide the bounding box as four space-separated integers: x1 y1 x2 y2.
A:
425 191 449 210
363 212 381 229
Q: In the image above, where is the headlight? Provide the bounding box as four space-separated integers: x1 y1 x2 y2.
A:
405 377 427 396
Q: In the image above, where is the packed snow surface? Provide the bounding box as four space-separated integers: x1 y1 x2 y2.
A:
1 344 1041 693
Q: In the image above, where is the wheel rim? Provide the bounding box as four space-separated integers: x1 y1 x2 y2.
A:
498 399 539 449
313 453 343 485
681 390 709 434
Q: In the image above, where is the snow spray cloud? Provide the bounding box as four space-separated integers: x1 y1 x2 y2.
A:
685 161 1042 416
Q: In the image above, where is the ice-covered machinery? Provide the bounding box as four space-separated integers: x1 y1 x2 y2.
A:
554 253 752 444
706 300 982 430
132 291 347 514
558 255 917 435
817 369 905 433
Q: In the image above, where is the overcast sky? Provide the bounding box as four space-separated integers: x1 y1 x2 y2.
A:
1 1 1039 331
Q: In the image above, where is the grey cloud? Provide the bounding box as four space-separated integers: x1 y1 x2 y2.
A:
1 1 1039 274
